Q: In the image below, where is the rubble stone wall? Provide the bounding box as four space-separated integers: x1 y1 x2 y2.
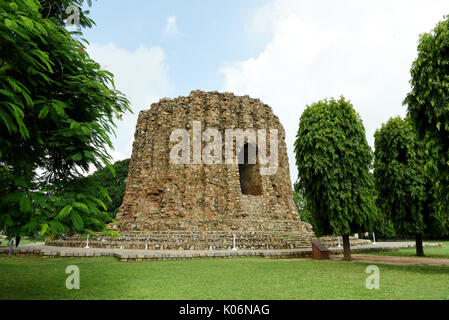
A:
115 90 311 236
47 232 372 250
53 91 371 250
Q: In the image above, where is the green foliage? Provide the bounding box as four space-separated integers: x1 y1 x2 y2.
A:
72 159 130 218
38 0 96 29
404 15 449 234
0 0 130 239
294 97 378 237
374 117 429 238
292 187 312 225
374 218 396 240
0 167 120 239
91 158 129 217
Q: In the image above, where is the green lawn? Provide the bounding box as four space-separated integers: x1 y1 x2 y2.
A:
0 256 448 300
365 241 449 259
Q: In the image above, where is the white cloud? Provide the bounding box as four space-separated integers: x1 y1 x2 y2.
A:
163 15 180 36
87 43 174 164
221 0 449 185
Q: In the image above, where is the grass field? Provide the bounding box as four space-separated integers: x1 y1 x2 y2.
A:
0 255 448 300
365 241 449 259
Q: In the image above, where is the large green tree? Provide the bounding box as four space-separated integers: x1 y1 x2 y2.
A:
374 117 429 256
404 15 449 235
294 97 378 260
73 158 130 218
0 0 131 240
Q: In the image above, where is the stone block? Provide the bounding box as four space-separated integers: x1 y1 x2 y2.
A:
311 240 330 260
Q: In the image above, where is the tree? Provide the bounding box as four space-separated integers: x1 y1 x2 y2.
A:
292 187 312 225
294 97 378 260
404 15 449 236
37 0 96 29
91 158 130 217
0 0 131 240
73 158 130 218
374 117 429 256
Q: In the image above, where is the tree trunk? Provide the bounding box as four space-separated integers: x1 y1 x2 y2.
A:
416 234 424 257
343 234 351 261
15 236 21 248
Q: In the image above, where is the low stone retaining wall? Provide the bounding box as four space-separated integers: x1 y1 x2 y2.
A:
0 246 311 261
318 236 372 248
46 231 372 250
0 247 113 258
1 242 441 262
113 250 312 262
48 231 313 250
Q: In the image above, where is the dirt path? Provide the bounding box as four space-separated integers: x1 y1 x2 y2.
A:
341 254 449 267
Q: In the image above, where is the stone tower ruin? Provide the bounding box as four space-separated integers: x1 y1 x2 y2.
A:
48 90 373 250
113 90 315 249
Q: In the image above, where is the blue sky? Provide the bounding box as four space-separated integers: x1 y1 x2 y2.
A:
83 0 271 96
82 0 449 184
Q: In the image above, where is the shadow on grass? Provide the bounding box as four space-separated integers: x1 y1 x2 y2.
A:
363 242 449 260
349 259 449 275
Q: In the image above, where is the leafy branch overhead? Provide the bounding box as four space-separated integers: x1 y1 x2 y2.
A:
0 0 131 239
